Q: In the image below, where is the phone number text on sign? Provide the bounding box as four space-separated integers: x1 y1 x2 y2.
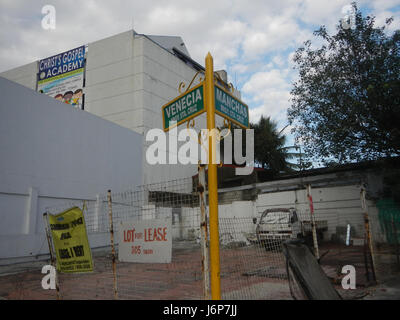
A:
118 219 172 263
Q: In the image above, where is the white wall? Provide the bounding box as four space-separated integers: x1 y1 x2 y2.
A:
0 61 37 91
207 184 369 245
255 185 365 240
84 31 141 131
219 201 257 244
0 77 143 263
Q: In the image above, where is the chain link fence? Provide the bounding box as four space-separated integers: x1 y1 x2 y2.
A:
1 178 399 300
40 177 292 300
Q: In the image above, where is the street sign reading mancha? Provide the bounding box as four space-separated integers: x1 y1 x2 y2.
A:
162 82 205 132
214 84 249 129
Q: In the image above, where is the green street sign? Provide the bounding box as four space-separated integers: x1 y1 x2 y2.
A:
162 82 205 132
214 84 249 129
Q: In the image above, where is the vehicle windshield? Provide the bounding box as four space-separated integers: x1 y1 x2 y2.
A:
261 211 289 224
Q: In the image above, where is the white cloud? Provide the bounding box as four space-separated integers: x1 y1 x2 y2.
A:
1 0 397 73
298 0 351 27
147 6 201 26
242 13 304 58
231 63 249 74
370 0 400 11
374 9 400 31
0 0 399 147
273 55 285 67
243 68 293 123
0 0 332 72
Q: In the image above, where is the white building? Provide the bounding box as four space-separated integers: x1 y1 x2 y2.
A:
1 30 230 185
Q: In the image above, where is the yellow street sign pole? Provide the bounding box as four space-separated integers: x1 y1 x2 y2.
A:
205 52 221 300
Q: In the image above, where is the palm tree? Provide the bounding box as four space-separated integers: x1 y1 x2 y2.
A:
251 116 300 175
218 116 305 176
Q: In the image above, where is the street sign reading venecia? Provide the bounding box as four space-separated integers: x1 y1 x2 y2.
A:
162 82 205 132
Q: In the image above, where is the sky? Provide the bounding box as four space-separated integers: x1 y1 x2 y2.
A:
1 0 399 145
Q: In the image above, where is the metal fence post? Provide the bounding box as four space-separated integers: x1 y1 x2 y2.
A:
306 185 320 260
198 164 211 299
43 212 61 300
360 186 377 283
107 190 119 299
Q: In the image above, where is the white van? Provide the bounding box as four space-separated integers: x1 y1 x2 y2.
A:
253 208 327 249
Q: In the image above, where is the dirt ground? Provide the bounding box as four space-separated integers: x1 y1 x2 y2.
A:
0 242 396 300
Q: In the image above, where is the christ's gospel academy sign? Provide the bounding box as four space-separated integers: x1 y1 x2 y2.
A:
118 219 172 263
37 45 85 109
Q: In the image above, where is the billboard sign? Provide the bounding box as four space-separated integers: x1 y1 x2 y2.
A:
37 45 85 109
118 219 172 263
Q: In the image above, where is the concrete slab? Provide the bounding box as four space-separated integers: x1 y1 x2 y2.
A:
363 277 400 300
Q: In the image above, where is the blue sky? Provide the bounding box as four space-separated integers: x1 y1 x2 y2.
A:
1 0 399 152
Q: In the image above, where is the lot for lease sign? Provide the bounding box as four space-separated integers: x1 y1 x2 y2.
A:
118 219 172 263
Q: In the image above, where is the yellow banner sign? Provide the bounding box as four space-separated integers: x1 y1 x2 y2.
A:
48 207 93 273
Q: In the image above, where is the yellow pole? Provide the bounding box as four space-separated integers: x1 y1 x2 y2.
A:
205 52 221 300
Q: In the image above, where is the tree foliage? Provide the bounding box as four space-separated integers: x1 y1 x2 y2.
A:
287 3 400 165
251 116 299 175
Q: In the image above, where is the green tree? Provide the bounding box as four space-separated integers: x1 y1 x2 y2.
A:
251 116 299 175
287 3 400 165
